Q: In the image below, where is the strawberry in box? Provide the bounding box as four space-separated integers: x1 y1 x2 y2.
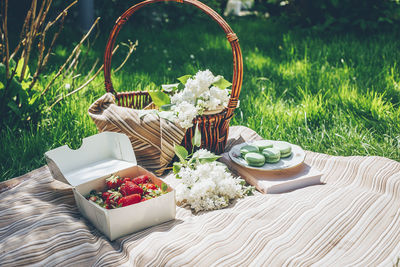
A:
120 180 143 196
105 175 123 189
45 132 176 241
119 194 141 207
87 174 168 209
132 174 149 185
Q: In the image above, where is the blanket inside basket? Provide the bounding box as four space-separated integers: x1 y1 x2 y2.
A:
88 93 185 175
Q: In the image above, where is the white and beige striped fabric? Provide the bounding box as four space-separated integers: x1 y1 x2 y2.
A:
88 93 186 175
1 126 400 266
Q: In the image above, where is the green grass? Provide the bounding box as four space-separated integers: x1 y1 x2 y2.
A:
1 16 399 181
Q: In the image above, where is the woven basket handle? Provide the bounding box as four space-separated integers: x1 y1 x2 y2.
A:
104 0 243 119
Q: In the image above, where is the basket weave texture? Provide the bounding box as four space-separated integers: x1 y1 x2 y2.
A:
104 0 243 154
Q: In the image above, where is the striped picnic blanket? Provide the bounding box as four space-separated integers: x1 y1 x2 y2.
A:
1 126 400 266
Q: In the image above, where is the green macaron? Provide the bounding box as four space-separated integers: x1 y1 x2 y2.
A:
240 145 259 157
274 141 292 158
262 147 281 163
244 152 266 167
252 140 273 152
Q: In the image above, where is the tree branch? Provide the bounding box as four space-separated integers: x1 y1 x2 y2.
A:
114 40 138 73
49 45 122 109
9 7 32 61
40 17 100 97
19 0 38 82
29 11 66 91
46 0 76 29
49 65 104 109
64 49 81 78
2 0 9 79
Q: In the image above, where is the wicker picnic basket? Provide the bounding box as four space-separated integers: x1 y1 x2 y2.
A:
104 0 243 154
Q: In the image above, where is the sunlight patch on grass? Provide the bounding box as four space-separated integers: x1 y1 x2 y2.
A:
278 59 310 82
246 51 272 71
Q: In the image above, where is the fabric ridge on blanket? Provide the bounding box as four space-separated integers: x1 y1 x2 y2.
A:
88 93 186 175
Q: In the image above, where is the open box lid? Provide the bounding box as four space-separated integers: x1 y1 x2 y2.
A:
45 132 136 186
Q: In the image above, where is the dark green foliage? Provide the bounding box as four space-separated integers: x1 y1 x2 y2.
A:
93 0 228 27
0 62 41 130
256 0 400 31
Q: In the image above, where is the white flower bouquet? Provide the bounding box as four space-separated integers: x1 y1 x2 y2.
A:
168 127 254 212
145 70 233 129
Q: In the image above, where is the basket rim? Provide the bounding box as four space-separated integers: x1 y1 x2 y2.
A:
114 91 229 116
103 0 243 120
103 0 243 154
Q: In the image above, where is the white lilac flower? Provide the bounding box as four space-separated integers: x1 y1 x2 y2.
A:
185 78 205 99
196 99 207 111
207 97 221 111
171 92 183 105
172 101 198 128
210 87 230 108
198 91 211 101
173 160 251 212
193 149 215 159
170 70 231 129
182 89 197 103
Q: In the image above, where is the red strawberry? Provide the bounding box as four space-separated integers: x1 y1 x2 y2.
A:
102 192 111 200
120 181 143 196
118 194 141 207
143 183 157 190
140 198 147 202
122 177 131 184
106 191 122 207
106 175 123 189
132 175 150 185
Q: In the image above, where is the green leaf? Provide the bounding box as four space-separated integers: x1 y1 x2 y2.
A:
161 83 179 93
0 63 5 77
160 103 174 111
29 92 40 105
149 91 170 108
8 59 16 70
212 76 232 89
161 183 168 192
192 123 202 148
243 185 255 196
18 89 29 105
173 162 182 174
177 75 192 85
0 81 4 91
7 101 20 116
9 78 23 98
15 57 30 80
21 80 30 91
177 83 185 91
199 155 221 164
174 144 188 163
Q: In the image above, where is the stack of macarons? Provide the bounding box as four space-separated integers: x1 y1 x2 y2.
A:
240 140 292 167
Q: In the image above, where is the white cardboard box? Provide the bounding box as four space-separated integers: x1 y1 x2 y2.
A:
45 132 176 241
